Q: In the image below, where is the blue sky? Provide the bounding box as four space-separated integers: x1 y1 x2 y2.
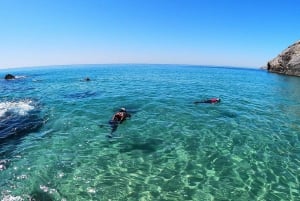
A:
0 0 299 68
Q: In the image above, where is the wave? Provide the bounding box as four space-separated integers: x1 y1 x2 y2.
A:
14 75 26 79
0 99 45 140
0 100 34 117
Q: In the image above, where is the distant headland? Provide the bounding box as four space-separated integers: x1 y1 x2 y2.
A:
267 40 300 76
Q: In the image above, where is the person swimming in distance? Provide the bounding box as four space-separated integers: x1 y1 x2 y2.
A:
194 98 221 104
108 108 131 137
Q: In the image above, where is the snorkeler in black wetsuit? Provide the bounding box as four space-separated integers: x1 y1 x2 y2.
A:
194 98 221 104
108 108 131 137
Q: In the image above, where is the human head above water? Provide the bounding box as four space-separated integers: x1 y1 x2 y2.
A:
120 107 126 112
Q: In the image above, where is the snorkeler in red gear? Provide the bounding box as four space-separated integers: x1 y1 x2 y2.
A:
194 98 221 104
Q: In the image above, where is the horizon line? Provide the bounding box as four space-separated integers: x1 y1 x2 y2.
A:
0 62 261 71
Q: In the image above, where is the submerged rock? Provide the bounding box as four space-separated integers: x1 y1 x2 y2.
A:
4 74 15 80
267 40 300 76
66 91 97 99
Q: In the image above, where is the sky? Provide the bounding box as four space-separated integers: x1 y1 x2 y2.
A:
0 0 299 69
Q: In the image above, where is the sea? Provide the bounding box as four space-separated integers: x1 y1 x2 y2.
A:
0 64 299 201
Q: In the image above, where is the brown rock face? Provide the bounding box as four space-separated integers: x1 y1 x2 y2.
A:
267 41 300 76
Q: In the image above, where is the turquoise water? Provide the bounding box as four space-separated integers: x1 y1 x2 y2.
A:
0 64 300 201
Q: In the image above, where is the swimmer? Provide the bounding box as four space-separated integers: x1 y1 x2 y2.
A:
194 98 221 104
108 108 131 137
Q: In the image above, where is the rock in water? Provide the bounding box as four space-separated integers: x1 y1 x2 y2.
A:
4 74 15 80
267 40 300 76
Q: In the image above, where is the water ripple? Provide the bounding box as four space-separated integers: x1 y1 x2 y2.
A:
1 65 300 200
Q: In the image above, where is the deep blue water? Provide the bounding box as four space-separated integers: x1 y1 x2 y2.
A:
0 64 299 200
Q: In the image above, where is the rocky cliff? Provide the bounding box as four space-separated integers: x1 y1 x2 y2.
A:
267 40 300 76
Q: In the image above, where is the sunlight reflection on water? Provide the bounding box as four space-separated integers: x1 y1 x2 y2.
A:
0 65 300 200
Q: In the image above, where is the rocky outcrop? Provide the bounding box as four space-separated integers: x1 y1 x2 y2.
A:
4 74 15 80
267 40 300 76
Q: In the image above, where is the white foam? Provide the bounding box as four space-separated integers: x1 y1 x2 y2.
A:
0 100 35 117
1 195 23 201
15 75 26 79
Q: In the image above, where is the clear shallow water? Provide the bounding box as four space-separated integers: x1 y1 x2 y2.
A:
0 64 300 201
